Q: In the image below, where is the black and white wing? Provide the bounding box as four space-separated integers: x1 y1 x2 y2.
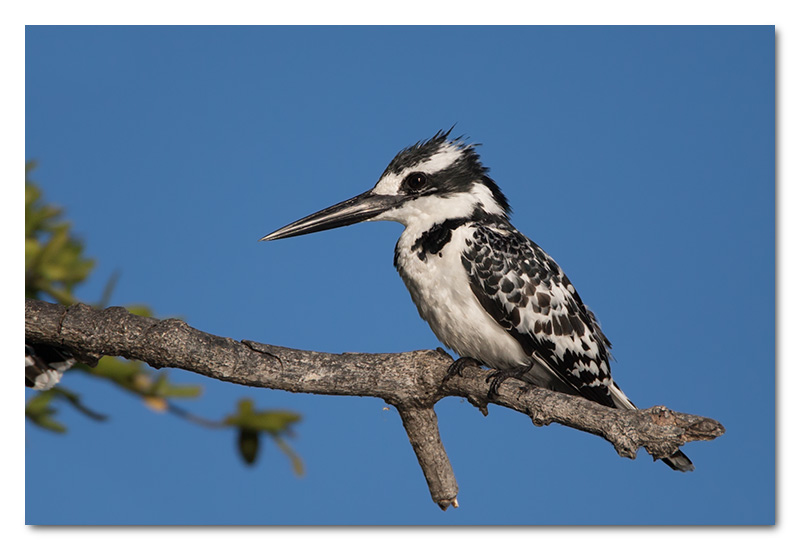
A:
462 220 618 407
461 220 694 471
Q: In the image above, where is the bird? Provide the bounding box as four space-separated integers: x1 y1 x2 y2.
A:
260 129 694 472
26 342 76 391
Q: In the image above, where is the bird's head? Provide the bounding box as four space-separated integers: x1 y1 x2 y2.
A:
260 130 510 242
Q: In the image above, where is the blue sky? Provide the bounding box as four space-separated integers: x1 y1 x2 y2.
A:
24 26 774 525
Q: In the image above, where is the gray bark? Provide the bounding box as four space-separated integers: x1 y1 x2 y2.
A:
25 299 725 510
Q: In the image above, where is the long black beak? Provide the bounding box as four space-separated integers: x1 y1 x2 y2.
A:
260 190 405 242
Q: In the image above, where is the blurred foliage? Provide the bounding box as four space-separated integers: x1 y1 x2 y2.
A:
25 163 303 473
25 161 94 305
226 399 304 474
25 386 108 433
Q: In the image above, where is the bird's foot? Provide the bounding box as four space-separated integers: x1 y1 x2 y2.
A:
485 365 531 398
445 356 482 380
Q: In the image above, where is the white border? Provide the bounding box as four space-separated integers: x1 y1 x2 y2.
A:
3 2 792 549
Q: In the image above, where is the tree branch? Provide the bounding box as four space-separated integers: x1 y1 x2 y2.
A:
25 299 725 510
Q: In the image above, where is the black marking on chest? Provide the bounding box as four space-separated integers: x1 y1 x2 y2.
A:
410 217 470 262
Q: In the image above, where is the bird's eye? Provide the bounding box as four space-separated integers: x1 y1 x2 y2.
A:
404 172 428 192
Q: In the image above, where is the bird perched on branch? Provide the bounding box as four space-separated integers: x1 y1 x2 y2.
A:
261 129 693 471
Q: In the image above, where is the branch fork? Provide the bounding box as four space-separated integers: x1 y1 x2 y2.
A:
25 299 725 510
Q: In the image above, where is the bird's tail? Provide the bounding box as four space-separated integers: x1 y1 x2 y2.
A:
661 449 694 472
608 382 695 472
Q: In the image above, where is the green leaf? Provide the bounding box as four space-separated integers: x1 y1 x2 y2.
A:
225 399 302 434
79 357 203 401
250 411 302 434
25 386 107 433
122 304 155 318
25 391 67 433
236 398 255 416
151 373 169 396
25 174 94 304
25 164 304 475
238 428 260 465
83 357 143 386
34 416 68 434
160 384 202 399
25 391 55 416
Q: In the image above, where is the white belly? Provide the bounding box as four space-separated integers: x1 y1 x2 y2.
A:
395 225 530 370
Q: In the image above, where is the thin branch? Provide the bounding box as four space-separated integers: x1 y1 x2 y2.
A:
397 405 459 510
25 299 725 510
166 402 226 429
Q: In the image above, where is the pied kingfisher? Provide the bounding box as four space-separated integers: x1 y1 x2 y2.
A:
261 130 693 472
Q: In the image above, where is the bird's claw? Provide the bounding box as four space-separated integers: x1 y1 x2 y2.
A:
485 365 532 398
485 370 510 398
445 356 482 380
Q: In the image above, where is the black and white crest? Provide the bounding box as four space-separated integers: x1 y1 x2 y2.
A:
379 129 511 216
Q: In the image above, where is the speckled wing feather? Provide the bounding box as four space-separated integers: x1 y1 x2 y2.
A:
461 219 617 407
